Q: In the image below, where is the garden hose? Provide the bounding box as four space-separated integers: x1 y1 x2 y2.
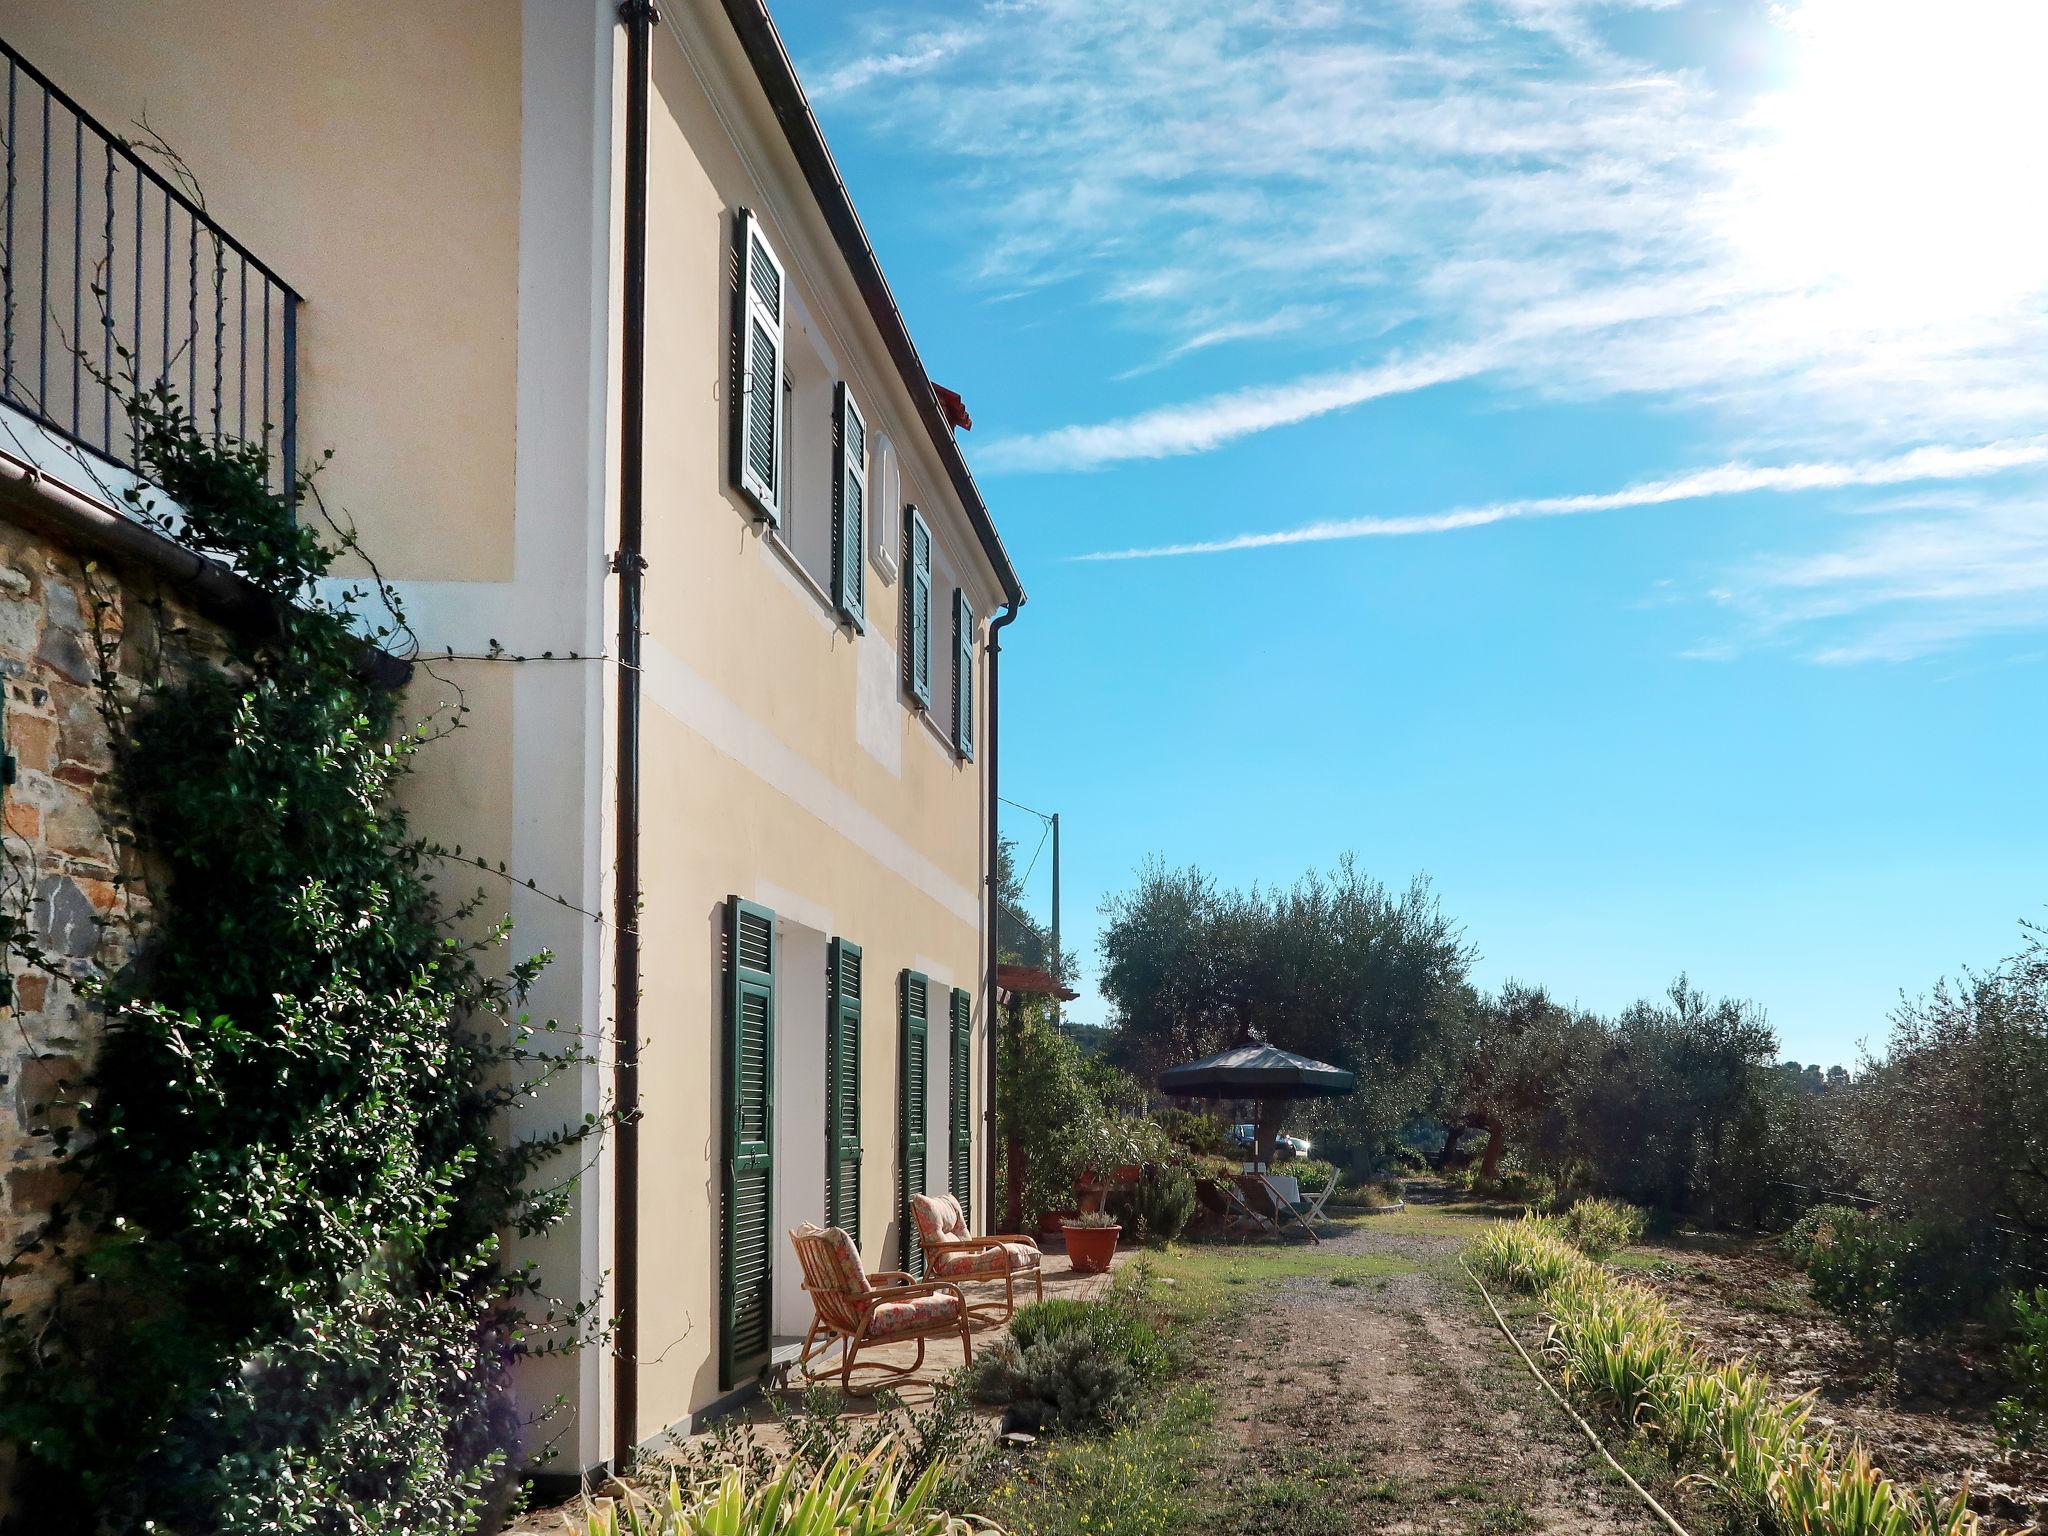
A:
1461 1259 1695 1536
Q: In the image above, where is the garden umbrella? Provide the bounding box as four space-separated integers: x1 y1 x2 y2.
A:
1157 1028 1355 1166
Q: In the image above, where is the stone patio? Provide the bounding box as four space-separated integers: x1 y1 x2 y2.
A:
723 1237 1125 1437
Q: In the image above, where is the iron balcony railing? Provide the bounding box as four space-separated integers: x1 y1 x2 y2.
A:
0 36 299 494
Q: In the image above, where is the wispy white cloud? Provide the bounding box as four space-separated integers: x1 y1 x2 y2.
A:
1071 438 2048 560
1111 308 1332 380
803 25 983 101
983 345 1492 472
1713 488 2048 664
815 0 2048 473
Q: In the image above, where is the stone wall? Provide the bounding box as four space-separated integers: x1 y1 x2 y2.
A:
0 510 227 1330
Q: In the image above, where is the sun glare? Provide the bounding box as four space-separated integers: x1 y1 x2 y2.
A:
1732 0 2048 321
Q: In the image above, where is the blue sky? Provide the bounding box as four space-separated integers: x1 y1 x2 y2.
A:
775 0 2048 1067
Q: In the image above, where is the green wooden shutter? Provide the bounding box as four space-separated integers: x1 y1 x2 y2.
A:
949 987 973 1224
952 589 974 760
721 896 776 1389
826 938 864 1242
832 383 867 629
731 209 784 523
899 970 930 1275
904 507 932 710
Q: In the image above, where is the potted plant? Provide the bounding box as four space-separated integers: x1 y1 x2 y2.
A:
1073 1114 1169 1208
1061 1210 1122 1273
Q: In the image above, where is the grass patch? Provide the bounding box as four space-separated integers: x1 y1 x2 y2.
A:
1144 1240 1417 1320
1472 1499 1537 1533
1205 1428 1389 1536
992 1384 1213 1536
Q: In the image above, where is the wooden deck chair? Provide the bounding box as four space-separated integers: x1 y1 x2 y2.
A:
1296 1167 1341 1225
910 1193 1044 1324
790 1223 973 1395
1258 1174 1323 1244
1224 1174 1281 1237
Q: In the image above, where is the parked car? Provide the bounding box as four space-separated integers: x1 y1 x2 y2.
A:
1230 1124 1310 1160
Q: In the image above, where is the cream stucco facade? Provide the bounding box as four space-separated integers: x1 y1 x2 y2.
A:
0 0 1017 1477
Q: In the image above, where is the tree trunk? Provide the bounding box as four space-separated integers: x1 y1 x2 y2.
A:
1005 1132 1026 1234
1479 1119 1506 1180
1435 1121 1461 1170
1003 995 1027 1233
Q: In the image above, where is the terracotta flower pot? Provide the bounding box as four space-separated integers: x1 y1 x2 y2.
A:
1062 1221 1122 1274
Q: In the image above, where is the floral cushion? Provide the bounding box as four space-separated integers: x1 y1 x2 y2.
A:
791 1224 871 1332
929 1241 1040 1279
866 1289 964 1341
910 1192 971 1247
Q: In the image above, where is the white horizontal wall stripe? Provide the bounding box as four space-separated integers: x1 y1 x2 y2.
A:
640 635 980 928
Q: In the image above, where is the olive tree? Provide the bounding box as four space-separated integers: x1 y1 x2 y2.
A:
1097 855 1475 1156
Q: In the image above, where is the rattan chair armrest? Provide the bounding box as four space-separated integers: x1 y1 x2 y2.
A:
859 1277 965 1305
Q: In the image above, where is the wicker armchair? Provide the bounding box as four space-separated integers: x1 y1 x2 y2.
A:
909 1192 1044 1323
789 1223 973 1394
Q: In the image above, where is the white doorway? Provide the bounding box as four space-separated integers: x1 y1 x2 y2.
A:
771 918 829 1342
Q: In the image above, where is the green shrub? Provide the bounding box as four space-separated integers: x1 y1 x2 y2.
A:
1448 1165 1555 1207
1155 1106 1231 1158
1558 1197 1649 1259
1109 1165 1198 1244
1805 1215 2003 1340
969 1298 1164 1431
1389 1144 1429 1174
966 1332 1142 1433
1995 1288 2048 1451
1008 1299 1167 1380
1784 1203 1868 1268
1286 1157 1337 1188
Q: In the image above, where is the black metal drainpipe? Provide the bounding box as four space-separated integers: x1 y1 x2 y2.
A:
612 0 656 1475
983 600 1020 1230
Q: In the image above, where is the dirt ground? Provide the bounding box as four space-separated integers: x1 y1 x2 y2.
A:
1177 1194 1665 1536
1624 1235 2048 1532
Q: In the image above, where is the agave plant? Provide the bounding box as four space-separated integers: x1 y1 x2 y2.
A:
570 1446 993 1536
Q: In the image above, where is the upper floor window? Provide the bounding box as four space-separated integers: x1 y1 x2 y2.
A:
903 505 932 710
780 322 834 591
952 589 974 760
731 208 784 524
833 384 867 629
731 208 871 628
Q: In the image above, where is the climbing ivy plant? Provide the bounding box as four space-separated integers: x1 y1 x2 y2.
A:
0 360 604 1530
